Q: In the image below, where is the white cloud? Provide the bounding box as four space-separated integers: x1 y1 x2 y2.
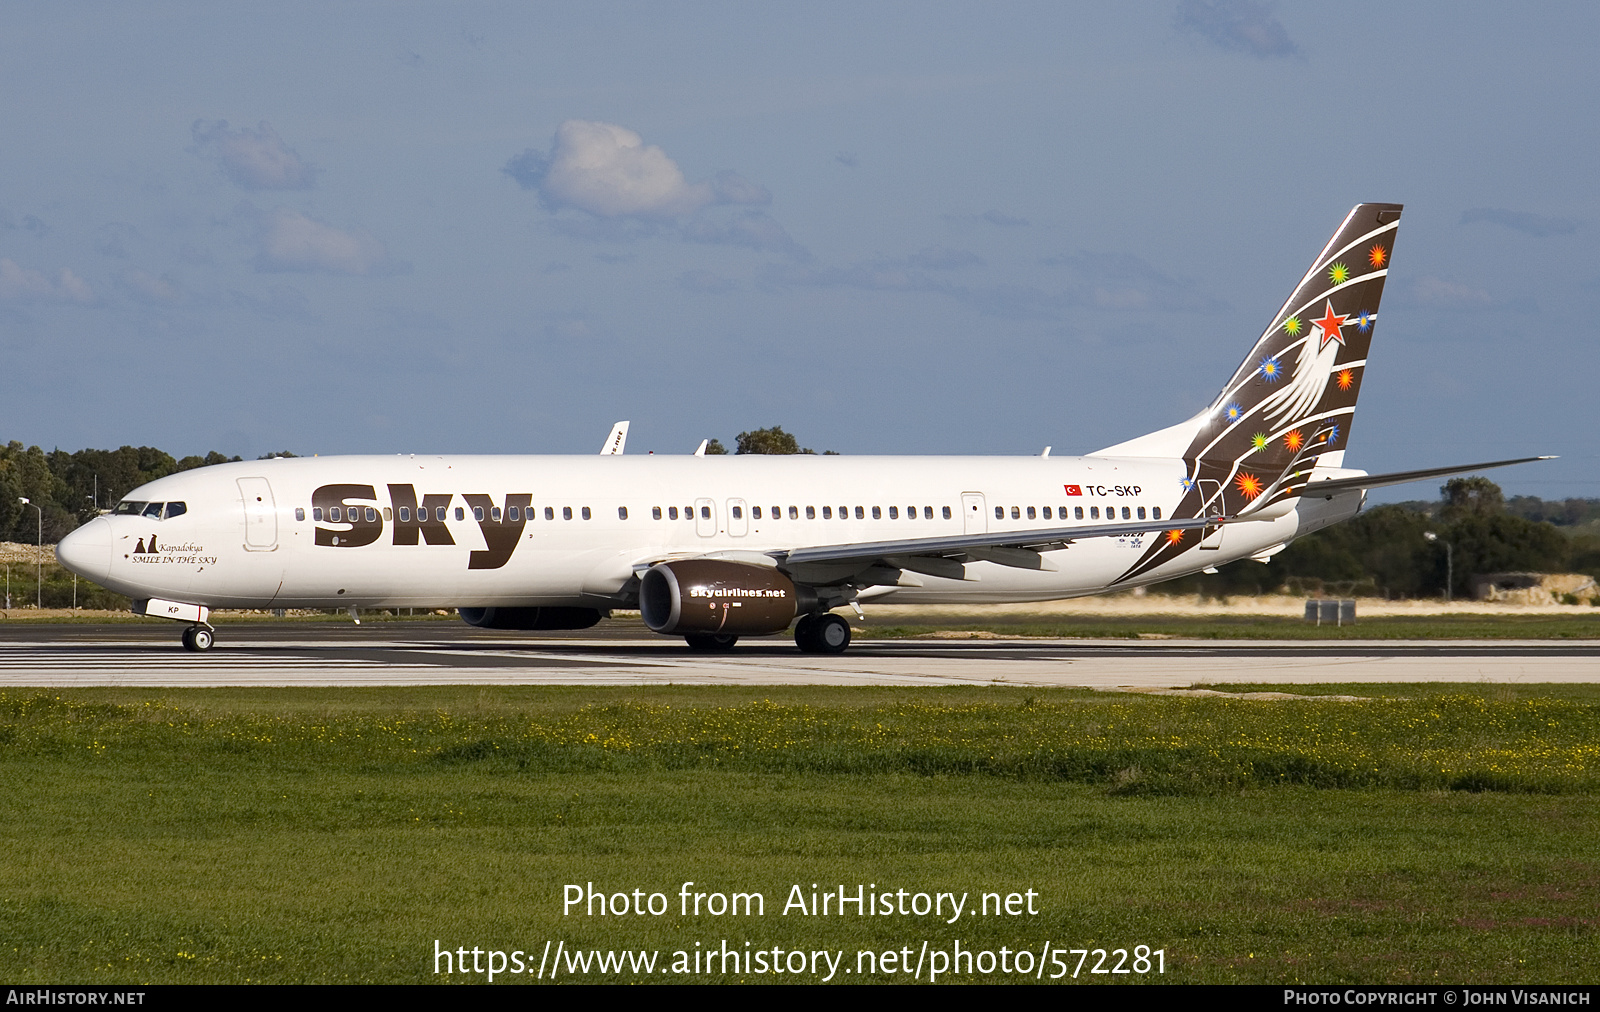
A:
506 120 770 219
1412 276 1493 308
254 209 400 276
0 258 94 303
192 120 317 190
120 269 181 303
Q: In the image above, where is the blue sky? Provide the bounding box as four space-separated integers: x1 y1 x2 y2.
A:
2 2 1594 501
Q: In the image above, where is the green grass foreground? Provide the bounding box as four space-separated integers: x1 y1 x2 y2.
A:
3 685 1598 984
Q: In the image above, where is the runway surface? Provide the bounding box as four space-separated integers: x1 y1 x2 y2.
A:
1 623 1596 687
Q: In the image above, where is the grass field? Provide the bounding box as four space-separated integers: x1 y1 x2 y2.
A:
855 612 1600 640
3 684 1599 984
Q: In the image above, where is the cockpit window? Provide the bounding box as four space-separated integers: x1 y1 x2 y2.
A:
163 502 187 519
113 501 148 516
142 503 165 519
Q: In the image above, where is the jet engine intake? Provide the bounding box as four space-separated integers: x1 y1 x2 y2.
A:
458 606 604 630
639 559 813 635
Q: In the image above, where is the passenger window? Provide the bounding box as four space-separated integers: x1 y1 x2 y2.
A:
788 506 798 519
383 507 392 521
1042 506 1051 520
806 506 815 519
995 506 1004 519
772 506 781 519
668 506 679 520
889 506 898 519
618 506 628 520
1026 506 1036 520
512 507 523 521
313 507 324 521
295 507 305 522
1122 507 1131 520
563 507 573 520
699 506 709 520
1010 506 1020 520
732 506 743 519
474 507 486 521
455 507 465 521
367 507 378 522
437 507 448 522
652 506 662 520
1153 507 1162 520
330 507 342 522
582 507 591 520
491 507 502 522
1090 507 1099 519
751 506 761 520
1137 507 1146 520
941 506 950 519
872 506 881 519
1075 506 1084 520
822 506 832 519
543 507 553 520
399 506 411 522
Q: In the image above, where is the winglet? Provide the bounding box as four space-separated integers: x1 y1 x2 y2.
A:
599 421 629 455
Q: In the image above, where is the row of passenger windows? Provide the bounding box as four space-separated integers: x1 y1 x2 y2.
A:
294 502 1161 525
301 505 596 523
653 504 954 521
997 504 1160 521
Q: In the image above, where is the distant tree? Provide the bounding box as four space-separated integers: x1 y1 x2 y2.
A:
258 451 298 459
736 427 801 455
702 438 728 455
1440 476 1504 521
734 426 835 455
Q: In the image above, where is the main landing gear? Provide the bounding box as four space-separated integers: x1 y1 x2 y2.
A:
180 625 215 652
794 613 850 654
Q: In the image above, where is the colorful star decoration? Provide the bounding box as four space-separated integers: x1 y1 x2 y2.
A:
1336 368 1355 390
1179 475 1196 492
1259 356 1283 382
1326 423 1341 444
1368 244 1387 269
1251 432 1269 453
1234 472 1264 499
1166 529 1186 546
1284 316 1302 336
1328 262 1350 285
1357 311 1373 333
1225 402 1244 423
1313 301 1349 350
1284 429 1304 452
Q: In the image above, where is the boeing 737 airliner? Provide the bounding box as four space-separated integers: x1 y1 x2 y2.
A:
55 204 1545 653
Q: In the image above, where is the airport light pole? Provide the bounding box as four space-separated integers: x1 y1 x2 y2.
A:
19 497 42 609
1424 531 1453 603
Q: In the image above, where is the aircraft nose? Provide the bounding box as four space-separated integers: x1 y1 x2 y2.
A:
57 517 112 582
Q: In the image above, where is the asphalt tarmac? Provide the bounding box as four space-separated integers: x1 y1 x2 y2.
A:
1 621 1596 687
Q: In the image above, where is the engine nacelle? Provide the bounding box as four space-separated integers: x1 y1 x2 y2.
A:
458 606 604 630
639 560 812 635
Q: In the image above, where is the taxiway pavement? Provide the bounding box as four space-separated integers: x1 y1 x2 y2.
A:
0 623 1594 687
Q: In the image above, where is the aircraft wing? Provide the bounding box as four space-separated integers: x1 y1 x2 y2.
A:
771 515 1217 574
1299 455 1553 497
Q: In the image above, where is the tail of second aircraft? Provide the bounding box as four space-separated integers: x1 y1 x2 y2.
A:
1096 202 1401 520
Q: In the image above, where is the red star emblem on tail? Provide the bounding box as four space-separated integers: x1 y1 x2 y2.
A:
1313 301 1349 350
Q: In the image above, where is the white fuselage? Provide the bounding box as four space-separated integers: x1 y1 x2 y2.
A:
64 453 1363 612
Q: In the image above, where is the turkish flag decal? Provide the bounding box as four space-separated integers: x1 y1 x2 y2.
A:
1064 485 1082 496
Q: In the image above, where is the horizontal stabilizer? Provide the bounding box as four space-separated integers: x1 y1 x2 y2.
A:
1300 456 1554 497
